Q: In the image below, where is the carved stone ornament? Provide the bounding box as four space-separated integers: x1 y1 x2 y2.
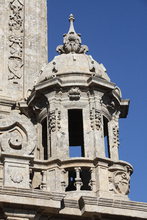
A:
0 112 36 155
10 171 23 184
8 0 24 81
112 125 119 148
68 87 80 100
109 166 131 195
101 93 118 115
49 109 61 132
56 14 88 54
90 108 102 131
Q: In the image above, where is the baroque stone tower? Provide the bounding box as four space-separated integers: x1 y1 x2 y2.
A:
0 1 146 219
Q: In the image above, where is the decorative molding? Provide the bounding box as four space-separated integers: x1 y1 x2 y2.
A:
112 125 119 148
90 108 102 131
95 110 102 131
68 87 80 101
8 0 24 81
49 109 61 132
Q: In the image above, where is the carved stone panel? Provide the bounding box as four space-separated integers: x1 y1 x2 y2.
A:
8 0 24 82
0 111 36 155
4 157 30 188
109 166 132 195
108 118 120 160
68 87 80 100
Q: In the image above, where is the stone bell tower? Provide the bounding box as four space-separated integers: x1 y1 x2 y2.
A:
28 13 133 200
0 1 147 219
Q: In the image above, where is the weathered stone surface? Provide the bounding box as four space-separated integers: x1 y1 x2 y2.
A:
0 4 146 220
0 111 36 155
0 0 47 101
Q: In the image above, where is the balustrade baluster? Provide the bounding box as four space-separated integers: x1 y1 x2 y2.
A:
89 167 96 191
74 167 83 191
41 170 47 190
61 169 67 191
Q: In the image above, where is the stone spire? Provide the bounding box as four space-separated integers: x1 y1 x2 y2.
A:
56 14 88 54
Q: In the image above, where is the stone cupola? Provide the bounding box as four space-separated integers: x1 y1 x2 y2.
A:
27 14 132 199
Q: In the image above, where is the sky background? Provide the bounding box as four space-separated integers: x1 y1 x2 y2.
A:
47 0 147 202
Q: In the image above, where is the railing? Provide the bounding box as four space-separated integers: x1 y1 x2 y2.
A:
31 158 96 193
62 167 96 192
2 157 131 198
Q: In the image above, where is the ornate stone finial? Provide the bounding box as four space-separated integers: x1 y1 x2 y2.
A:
68 14 75 33
56 14 89 54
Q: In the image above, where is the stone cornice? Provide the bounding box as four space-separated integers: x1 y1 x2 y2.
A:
79 196 147 219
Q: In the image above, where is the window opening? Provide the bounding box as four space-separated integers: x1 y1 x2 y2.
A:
103 117 110 158
68 109 84 157
42 118 48 160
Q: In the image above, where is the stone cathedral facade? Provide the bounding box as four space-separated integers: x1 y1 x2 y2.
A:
0 1 146 219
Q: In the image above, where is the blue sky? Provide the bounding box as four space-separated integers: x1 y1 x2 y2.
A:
47 0 147 202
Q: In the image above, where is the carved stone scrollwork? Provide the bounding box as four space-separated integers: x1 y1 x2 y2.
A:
90 108 102 131
8 0 24 81
109 166 132 195
68 87 80 101
49 109 61 132
7 127 23 150
0 112 36 155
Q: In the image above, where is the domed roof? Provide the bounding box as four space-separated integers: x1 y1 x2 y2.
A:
37 14 110 83
38 53 110 83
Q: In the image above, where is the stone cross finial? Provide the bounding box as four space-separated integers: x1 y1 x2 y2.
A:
56 14 89 54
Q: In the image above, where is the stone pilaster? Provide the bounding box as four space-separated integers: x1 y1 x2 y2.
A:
0 0 48 101
108 113 120 160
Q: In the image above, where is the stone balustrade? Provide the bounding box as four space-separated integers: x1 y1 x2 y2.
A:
29 157 133 199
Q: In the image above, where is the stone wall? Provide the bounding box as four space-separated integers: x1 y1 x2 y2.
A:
0 0 48 100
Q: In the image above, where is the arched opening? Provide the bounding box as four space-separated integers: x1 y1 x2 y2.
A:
68 109 84 157
103 116 110 158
